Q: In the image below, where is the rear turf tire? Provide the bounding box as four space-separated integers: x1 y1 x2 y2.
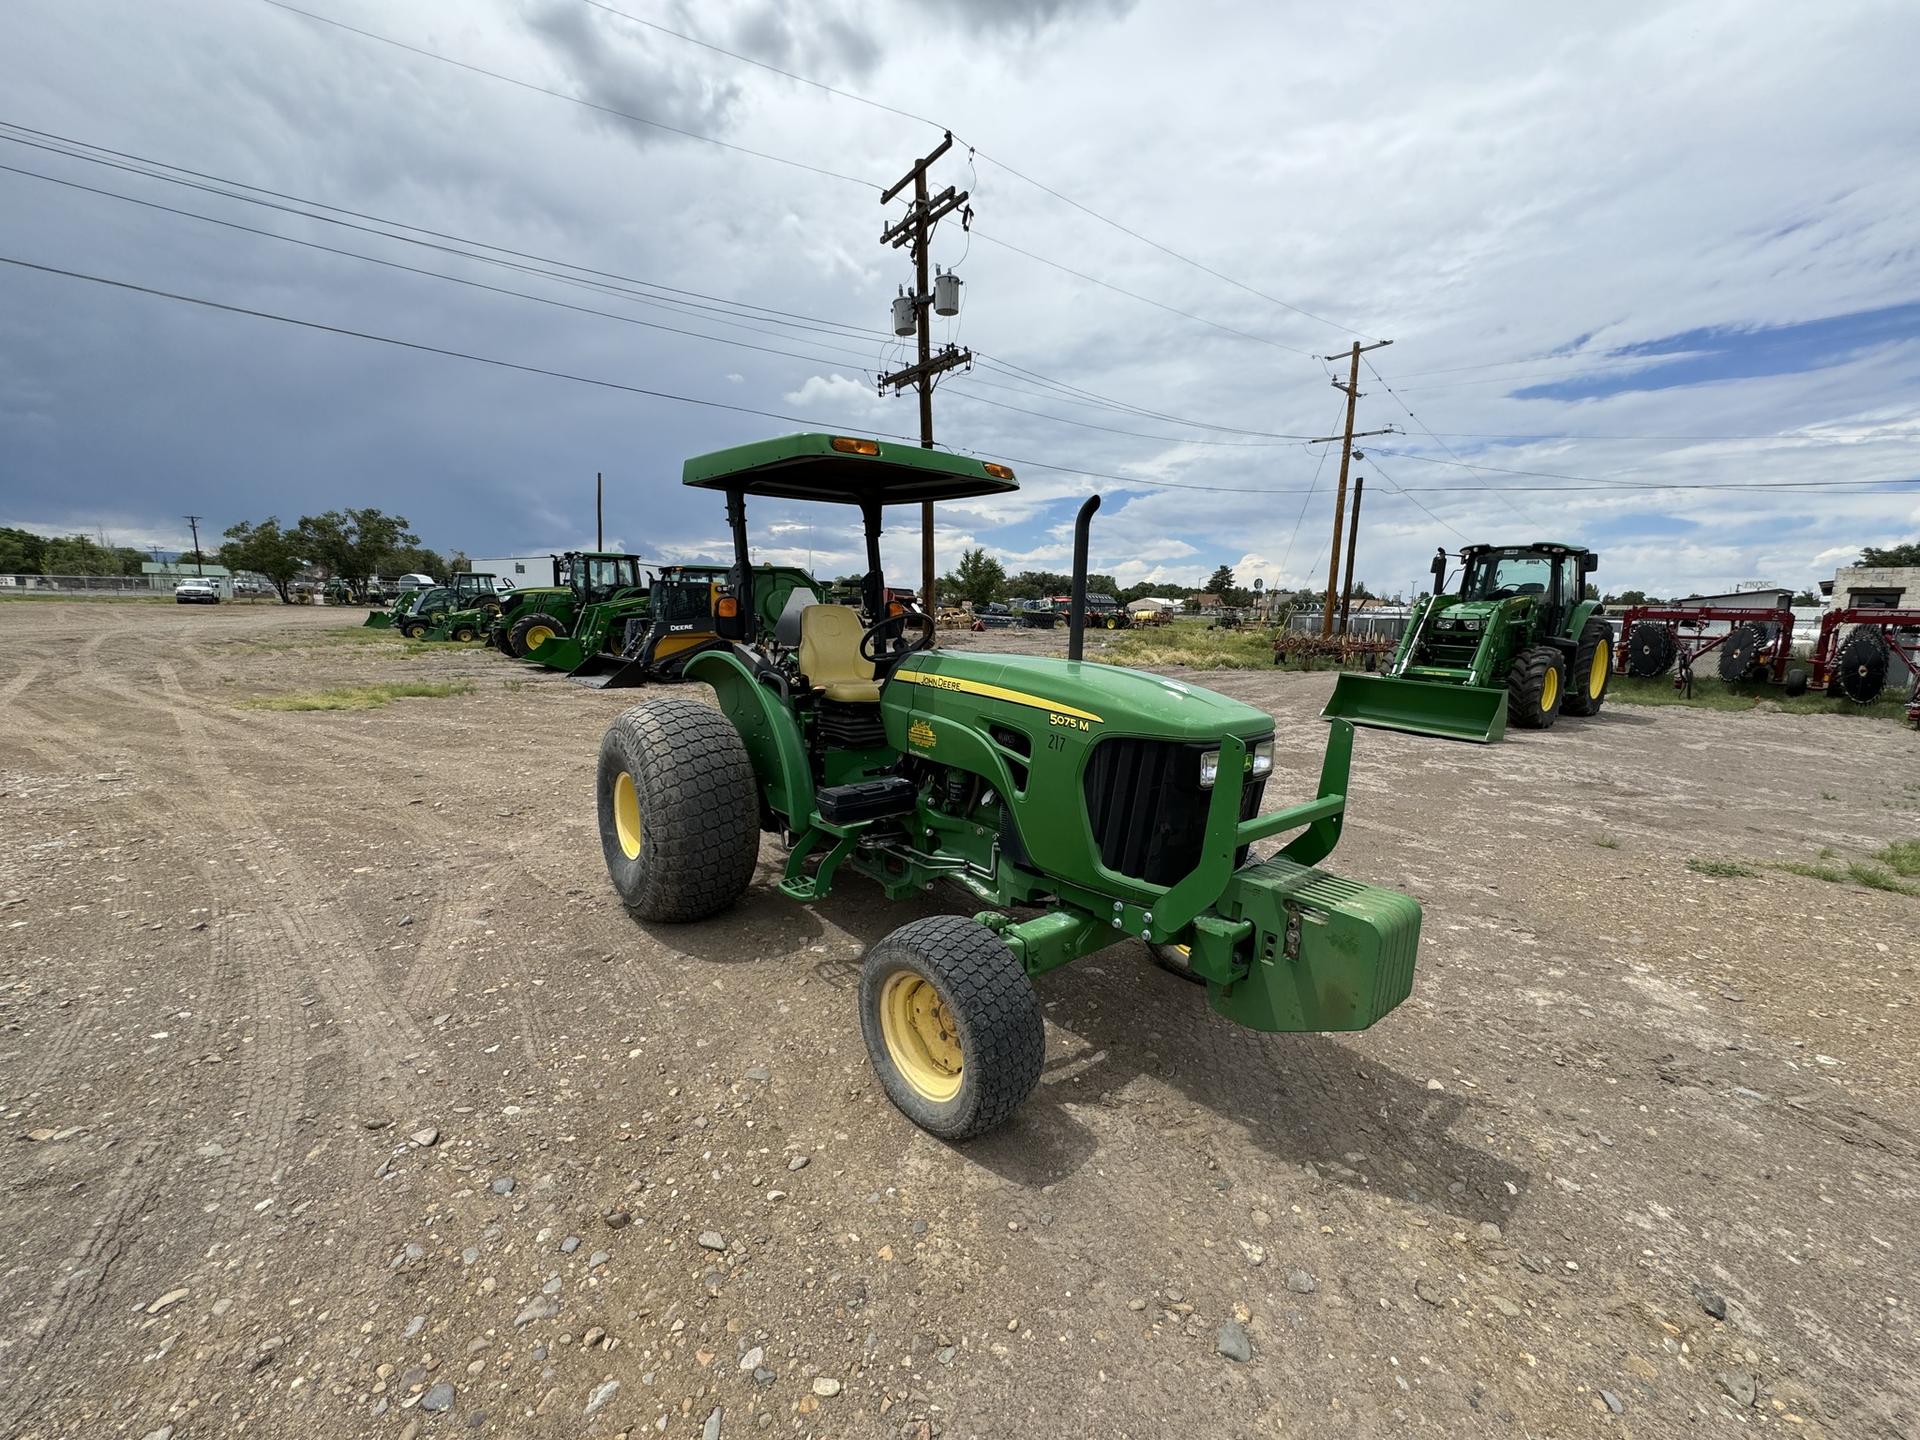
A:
1508 644 1566 730
1562 617 1612 717
859 916 1044 1140
597 697 760 922
509 611 566 658
452 622 478 643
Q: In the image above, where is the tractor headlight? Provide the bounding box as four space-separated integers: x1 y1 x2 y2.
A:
1198 741 1273 788
1461 617 1484 631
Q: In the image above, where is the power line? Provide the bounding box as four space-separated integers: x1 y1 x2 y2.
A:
254 0 878 190
971 231 1318 356
1369 448 1918 491
944 386 1311 447
1277 402 1349 577
0 121 887 345
1363 355 1538 525
565 0 1375 342
1363 456 1471 541
0 253 923 435
0 161 883 377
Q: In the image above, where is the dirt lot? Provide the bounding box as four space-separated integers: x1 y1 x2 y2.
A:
3 602 1916 1440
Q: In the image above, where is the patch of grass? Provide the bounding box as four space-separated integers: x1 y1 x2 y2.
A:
1762 860 1848 884
1846 862 1919 896
240 680 472 712
1592 835 1620 849
1607 675 1910 720
1099 627 1278 671
1874 839 1920 878
1686 858 1757 879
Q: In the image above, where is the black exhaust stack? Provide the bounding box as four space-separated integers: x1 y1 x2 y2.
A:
1067 493 1101 662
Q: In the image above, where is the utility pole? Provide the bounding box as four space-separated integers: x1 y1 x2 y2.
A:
1309 340 1394 636
878 131 971 622
596 472 603 551
1339 475 1365 633
184 514 204 575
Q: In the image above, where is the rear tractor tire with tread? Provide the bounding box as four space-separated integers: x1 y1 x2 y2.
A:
596 697 761 923
1562 617 1613 717
509 611 567 658
1507 644 1566 730
1625 622 1675 678
859 915 1045 1140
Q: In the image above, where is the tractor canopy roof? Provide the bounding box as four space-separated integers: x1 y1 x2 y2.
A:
1461 541 1590 557
682 433 1018 506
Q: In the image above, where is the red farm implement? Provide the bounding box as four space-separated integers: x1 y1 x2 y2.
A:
1616 602 1920 723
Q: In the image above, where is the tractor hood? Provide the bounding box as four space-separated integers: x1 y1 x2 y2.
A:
1431 595 1527 628
887 652 1272 743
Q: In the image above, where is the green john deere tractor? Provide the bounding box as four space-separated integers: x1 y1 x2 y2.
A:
538 561 825 687
593 434 1423 1140
1323 543 1610 744
493 553 648 658
393 573 502 639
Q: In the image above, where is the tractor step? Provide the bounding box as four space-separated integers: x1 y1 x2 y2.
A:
814 775 917 825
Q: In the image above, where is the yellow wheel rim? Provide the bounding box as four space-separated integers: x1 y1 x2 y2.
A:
613 771 643 860
526 625 555 649
879 972 963 1102
1590 639 1609 695
1541 664 1560 712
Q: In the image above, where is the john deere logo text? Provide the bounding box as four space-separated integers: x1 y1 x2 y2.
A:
907 719 938 749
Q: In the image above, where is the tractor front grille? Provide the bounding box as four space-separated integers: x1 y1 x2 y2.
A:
1082 737 1267 886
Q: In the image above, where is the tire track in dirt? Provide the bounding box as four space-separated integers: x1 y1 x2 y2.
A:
150 663 435 1087
0 1140 162 1435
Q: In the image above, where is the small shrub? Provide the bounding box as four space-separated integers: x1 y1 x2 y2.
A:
1846 862 1919 896
1592 836 1620 850
1874 840 1920 878
1686 858 1756 879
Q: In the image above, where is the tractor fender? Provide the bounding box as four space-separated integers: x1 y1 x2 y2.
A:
685 648 814 830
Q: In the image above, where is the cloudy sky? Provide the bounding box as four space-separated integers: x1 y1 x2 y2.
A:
4 0 1918 596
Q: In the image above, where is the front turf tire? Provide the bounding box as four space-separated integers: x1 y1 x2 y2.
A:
1562 617 1612 717
859 916 1044 1141
1508 644 1566 730
597 697 761 923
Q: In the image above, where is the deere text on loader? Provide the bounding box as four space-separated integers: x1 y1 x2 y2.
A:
1324 543 1610 743
593 434 1423 1140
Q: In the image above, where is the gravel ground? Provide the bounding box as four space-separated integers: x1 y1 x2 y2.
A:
2 602 1916 1440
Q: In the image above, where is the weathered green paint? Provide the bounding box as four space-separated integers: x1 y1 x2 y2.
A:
682 432 1018 504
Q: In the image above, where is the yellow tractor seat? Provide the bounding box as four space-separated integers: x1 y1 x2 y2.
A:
798 604 881 703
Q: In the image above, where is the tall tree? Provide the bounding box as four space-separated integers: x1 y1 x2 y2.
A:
1204 564 1237 597
1861 541 1920 566
0 527 47 574
941 547 1007 609
1005 569 1072 600
218 518 306 602
41 534 141 576
296 508 422 584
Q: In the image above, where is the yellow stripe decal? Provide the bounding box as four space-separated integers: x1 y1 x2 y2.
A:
890 669 1103 723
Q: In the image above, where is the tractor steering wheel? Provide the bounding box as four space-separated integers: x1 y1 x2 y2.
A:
859 609 936 666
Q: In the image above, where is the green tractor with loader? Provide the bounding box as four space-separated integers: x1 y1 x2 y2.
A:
529 561 823 687
388 573 502 640
491 552 649 658
593 434 1422 1140
1323 542 1610 743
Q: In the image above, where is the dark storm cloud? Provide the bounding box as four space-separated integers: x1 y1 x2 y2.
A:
524 1 746 142
907 0 1138 37
730 4 883 82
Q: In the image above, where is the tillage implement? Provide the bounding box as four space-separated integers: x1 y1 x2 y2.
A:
594 435 1423 1139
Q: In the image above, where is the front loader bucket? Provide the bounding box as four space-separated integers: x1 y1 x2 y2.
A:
570 655 651 690
1322 672 1509 744
524 635 587 672
363 611 392 629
